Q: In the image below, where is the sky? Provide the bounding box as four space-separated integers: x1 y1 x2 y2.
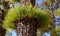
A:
36 0 43 8
12 30 17 36
43 32 50 36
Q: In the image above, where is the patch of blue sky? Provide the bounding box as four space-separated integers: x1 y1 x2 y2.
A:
12 30 17 36
43 32 50 36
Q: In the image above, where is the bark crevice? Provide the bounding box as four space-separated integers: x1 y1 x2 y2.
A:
15 18 38 36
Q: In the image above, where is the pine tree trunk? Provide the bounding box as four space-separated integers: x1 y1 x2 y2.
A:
16 0 36 36
0 26 6 36
30 0 35 6
20 0 35 6
20 0 31 5
15 18 38 36
0 1 11 36
0 10 6 36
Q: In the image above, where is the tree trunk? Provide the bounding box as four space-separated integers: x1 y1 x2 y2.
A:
0 26 6 36
30 0 35 6
0 1 11 36
20 0 35 6
0 10 6 36
15 18 38 36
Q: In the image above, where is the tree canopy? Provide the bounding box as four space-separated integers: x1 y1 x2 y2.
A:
2 5 51 31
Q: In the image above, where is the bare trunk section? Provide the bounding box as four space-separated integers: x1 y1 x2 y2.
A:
20 0 35 6
30 0 35 6
0 10 6 36
15 18 38 36
0 26 6 36
20 0 31 5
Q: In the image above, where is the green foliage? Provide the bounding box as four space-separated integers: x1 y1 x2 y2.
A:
56 25 60 31
2 5 51 31
54 8 60 16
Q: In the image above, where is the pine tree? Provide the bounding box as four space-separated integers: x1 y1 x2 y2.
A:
2 5 51 36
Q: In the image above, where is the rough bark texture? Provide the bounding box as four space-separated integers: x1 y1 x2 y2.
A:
15 0 36 36
0 10 6 36
20 0 35 6
15 18 38 36
3 1 10 9
20 0 31 5
0 26 6 36
30 0 35 6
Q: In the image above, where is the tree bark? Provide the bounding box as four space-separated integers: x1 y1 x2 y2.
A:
30 0 35 6
15 18 38 36
0 10 6 36
0 26 6 36
0 1 12 36
16 0 36 36
20 0 35 6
